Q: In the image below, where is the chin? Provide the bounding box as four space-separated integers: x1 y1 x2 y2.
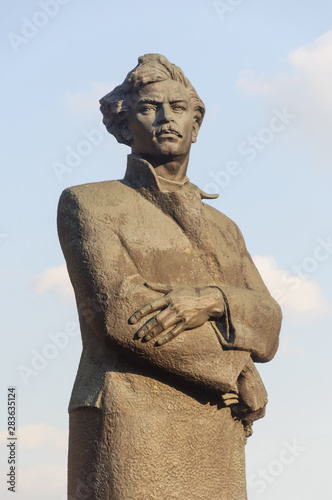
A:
155 141 184 156
157 147 182 158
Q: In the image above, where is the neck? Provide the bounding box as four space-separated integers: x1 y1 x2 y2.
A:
132 151 190 182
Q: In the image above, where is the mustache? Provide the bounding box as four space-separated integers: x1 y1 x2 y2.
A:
154 124 183 138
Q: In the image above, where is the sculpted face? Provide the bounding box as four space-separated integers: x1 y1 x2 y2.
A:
124 80 199 160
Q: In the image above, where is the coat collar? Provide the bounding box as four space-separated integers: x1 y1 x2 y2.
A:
123 154 219 200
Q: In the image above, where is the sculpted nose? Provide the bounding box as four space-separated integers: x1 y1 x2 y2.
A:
158 103 173 123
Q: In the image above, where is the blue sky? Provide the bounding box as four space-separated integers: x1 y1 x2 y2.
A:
1 1 332 498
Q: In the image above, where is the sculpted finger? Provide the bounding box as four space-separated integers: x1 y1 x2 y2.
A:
129 298 168 324
222 393 239 405
136 314 160 339
144 281 173 294
156 320 186 346
142 313 178 342
136 309 170 338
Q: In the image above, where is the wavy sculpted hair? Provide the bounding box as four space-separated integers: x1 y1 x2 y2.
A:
99 53 205 146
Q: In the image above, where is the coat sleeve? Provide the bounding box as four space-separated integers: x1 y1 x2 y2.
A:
215 221 282 363
57 187 252 394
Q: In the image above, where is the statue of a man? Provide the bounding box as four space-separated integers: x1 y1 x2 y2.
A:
58 54 282 500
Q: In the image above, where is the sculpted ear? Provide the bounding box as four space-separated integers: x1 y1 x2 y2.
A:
120 120 133 144
191 119 200 144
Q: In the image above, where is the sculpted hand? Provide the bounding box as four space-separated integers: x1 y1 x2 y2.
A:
129 282 225 346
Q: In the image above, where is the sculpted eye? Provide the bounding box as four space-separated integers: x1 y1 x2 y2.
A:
139 104 156 114
172 105 186 112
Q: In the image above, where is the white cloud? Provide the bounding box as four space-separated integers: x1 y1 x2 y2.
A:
0 423 68 450
253 255 330 316
20 423 68 450
237 30 332 168
31 263 75 303
64 81 117 113
19 464 66 494
0 424 67 494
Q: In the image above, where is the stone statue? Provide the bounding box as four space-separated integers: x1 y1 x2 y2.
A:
58 54 282 500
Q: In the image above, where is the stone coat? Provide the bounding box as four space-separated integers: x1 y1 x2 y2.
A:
58 154 282 499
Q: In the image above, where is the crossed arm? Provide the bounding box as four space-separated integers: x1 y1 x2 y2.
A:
58 188 281 370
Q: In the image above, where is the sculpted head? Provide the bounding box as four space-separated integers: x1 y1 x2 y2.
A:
100 54 205 160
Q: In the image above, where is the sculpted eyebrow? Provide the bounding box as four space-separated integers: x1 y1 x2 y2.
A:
169 100 188 104
137 98 188 105
137 98 159 104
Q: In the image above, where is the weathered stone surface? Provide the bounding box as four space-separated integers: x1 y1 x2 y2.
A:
58 54 282 499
